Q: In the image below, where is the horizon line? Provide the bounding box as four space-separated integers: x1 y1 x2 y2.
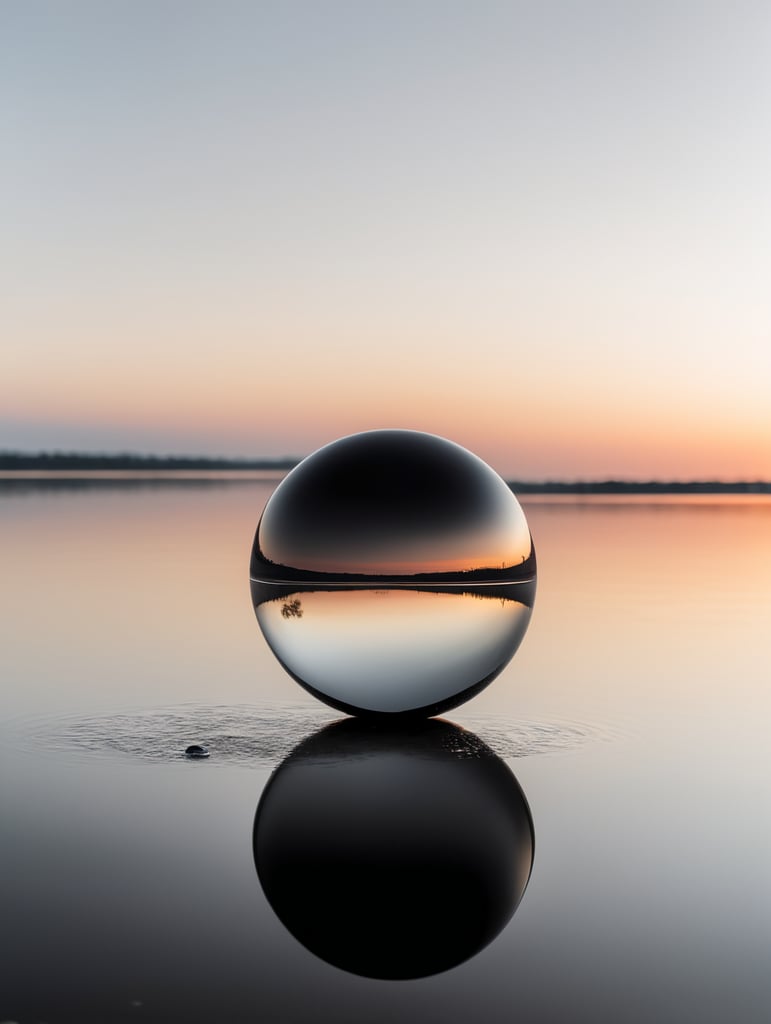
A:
1 450 770 492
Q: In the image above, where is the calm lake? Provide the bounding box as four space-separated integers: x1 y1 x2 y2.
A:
1 478 770 1022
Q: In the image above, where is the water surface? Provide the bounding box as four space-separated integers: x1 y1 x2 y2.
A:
1 480 769 1021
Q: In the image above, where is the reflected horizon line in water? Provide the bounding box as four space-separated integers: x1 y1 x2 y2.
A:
254 717 535 980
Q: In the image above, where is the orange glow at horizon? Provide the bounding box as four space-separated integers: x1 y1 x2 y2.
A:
5 278 771 481
268 551 533 577
8 372 769 482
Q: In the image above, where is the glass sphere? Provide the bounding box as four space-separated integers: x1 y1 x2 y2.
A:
250 430 536 717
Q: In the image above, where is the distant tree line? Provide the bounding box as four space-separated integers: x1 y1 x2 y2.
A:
0 451 299 471
508 480 771 494
1 452 769 492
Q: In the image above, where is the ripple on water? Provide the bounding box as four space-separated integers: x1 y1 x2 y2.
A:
1 702 619 768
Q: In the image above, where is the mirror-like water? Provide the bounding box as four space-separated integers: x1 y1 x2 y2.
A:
1 479 770 1022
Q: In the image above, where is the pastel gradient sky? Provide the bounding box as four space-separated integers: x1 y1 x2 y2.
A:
3 1 770 478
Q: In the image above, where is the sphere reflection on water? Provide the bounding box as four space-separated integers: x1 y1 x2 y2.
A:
250 430 536 716
253 719 535 980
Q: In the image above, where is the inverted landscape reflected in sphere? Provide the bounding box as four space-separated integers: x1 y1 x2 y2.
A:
250 430 536 717
253 719 535 980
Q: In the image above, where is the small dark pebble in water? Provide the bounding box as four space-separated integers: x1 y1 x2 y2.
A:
185 744 210 759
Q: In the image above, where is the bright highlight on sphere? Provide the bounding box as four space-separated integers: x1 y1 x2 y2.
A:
250 430 536 717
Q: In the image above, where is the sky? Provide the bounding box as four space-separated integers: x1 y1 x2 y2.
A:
2 0 770 479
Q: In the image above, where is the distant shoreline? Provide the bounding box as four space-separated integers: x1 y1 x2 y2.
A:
0 452 769 493
508 480 771 494
0 452 298 471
